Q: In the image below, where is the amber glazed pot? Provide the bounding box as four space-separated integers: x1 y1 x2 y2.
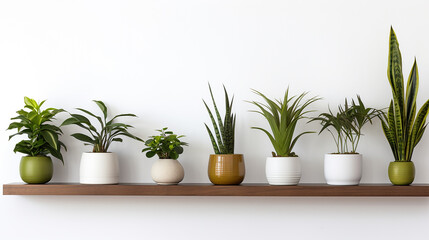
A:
208 154 245 185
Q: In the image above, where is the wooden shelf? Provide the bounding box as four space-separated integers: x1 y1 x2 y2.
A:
3 183 429 196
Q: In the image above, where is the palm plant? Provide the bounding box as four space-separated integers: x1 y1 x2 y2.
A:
313 96 380 154
249 88 320 157
380 27 429 162
7 97 66 163
62 100 143 152
203 84 236 154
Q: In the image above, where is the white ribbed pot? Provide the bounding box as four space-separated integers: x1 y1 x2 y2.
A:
324 153 362 185
80 152 119 184
151 159 184 185
266 156 301 185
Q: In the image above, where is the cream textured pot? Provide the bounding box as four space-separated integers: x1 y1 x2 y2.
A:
80 152 119 184
151 159 184 185
324 153 362 185
266 156 301 185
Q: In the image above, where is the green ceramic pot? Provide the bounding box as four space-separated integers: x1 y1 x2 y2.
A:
388 161 415 186
20 156 53 184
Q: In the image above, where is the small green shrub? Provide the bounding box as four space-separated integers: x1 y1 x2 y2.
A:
142 128 188 160
8 97 66 163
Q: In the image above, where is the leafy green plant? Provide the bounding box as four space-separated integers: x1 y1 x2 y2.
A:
62 100 143 152
249 88 320 157
7 97 66 163
313 96 380 154
203 84 236 154
380 27 429 162
142 127 188 160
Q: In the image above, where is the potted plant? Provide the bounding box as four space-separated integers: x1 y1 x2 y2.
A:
249 88 319 185
62 100 142 184
203 84 244 185
313 96 380 185
7 97 66 184
379 27 429 185
142 127 188 185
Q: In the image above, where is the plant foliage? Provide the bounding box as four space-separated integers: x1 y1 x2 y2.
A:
142 127 188 160
7 97 66 163
380 27 429 162
203 84 236 154
62 100 143 152
249 88 320 157
313 96 380 154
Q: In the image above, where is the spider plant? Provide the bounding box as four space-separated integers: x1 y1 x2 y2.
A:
7 97 66 163
380 27 429 162
249 88 320 157
62 100 143 152
203 84 236 154
313 96 380 154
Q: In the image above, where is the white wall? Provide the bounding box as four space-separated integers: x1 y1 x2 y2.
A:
1 0 429 239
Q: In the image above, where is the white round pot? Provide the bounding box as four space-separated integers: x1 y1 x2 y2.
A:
151 159 184 185
266 156 301 185
80 152 119 184
324 153 362 185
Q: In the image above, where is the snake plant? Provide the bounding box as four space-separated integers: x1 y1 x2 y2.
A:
380 27 429 162
313 96 380 154
249 88 320 157
203 84 236 154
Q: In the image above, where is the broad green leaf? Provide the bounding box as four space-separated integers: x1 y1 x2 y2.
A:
40 130 58 150
93 100 107 120
7 122 24 130
146 151 156 158
61 117 80 126
76 108 103 126
71 133 95 144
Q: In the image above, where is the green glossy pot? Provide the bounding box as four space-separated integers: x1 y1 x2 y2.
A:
388 161 415 186
20 156 53 184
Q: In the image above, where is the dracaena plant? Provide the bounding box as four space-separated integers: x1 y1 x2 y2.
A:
142 127 188 160
380 27 429 162
249 88 320 157
62 100 143 152
313 96 380 154
7 97 66 163
203 84 236 154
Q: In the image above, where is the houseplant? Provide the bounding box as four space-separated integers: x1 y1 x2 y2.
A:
62 100 142 184
7 97 66 184
142 127 188 185
313 96 380 185
249 88 319 185
380 27 429 185
203 84 244 185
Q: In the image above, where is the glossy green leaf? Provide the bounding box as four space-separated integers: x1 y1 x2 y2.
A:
71 133 95 144
93 100 107 120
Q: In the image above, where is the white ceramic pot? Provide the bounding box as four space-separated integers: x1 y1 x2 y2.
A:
266 156 301 185
324 153 362 185
151 159 184 185
80 152 119 184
